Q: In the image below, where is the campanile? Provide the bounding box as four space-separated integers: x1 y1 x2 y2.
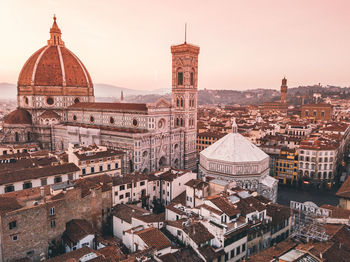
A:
171 41 200 170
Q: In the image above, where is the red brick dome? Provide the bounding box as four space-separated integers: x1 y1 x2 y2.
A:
4 108 32 125
17 16 92 89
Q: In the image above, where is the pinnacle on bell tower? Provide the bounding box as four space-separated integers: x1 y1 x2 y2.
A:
48 15 65 46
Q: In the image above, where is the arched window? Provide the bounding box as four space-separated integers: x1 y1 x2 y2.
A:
180 118 184 126
27 132 31 142
190 72 194 86
176 98 180 107
15 132 19 142
177 71 183 85
176 118 179 126
180 98 183 107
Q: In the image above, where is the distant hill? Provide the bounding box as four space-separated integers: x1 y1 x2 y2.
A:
0 83 16 100
94 83 169 98
1 82 349 106
0 82 170 100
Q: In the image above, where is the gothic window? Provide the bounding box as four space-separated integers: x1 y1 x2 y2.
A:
190 72 194 85
176 98 180 107
27 132 31 142
15 132 19 142
180 98 184 107
177 72 183 85
180 118 184 127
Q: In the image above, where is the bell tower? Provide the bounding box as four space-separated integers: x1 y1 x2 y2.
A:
171 41 200 170
281 77 288 103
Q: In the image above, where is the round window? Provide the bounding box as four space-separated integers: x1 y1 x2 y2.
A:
46 97 54 105
158 120 163 129
132 119 138 126
73 115 77 121
74 98 80 103
90 116 94 122
110 117 114 124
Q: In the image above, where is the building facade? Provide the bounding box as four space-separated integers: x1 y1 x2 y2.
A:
1 17 200 173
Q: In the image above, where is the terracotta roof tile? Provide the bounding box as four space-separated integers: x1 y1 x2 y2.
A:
113 204 149 224
64 219 95 246
135 227 171 250
4 108 32 125
337 176 350 199
183 222 214 245
0 163 79 185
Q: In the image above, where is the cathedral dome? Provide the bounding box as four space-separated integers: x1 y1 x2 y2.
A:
4 108 32 125
17 16 92 89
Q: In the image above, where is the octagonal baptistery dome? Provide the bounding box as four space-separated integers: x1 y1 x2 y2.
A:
199 123 270 180
17 16 94 116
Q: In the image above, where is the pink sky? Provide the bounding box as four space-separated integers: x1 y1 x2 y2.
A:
1 0 350 91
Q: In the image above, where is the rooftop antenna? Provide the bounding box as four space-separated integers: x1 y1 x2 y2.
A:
184 23 187 44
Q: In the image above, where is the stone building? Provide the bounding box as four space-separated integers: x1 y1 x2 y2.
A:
198 120 278 202
0 179 106 261
301 103 333 121
1 16 200 173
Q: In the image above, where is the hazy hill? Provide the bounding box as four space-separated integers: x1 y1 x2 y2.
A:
0 82 169 100
1 82 349 106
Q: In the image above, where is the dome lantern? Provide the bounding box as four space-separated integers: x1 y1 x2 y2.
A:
47 15 65 46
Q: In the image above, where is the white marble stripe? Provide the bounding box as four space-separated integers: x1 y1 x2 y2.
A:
31 45 50 86
57 45 66 86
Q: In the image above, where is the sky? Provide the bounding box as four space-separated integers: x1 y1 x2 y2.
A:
1 0 350 91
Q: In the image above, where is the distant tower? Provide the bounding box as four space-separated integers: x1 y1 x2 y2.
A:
120 91 124 103
171 37 200 170
280 77 288 103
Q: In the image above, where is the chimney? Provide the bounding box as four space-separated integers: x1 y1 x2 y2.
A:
40 187 44 197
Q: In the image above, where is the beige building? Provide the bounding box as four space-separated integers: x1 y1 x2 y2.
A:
67 143 123 177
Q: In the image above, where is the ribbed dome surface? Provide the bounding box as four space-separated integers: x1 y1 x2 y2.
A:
18 45 92 88
4 108 32 125
17 16 92 89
